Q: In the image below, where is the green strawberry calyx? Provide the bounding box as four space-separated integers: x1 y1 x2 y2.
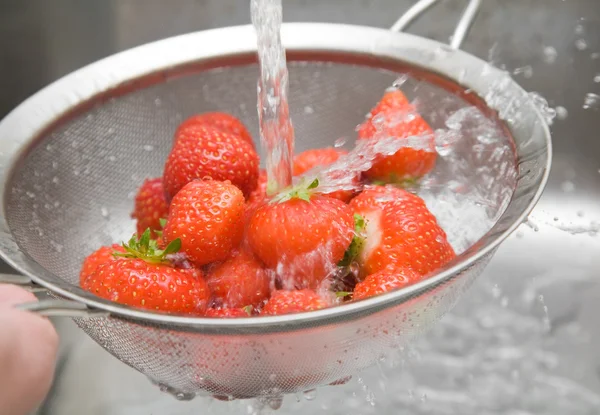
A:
114 228 181 264
153 218 167 239
335 291 352 299
271 178 320 204
338 214 366 267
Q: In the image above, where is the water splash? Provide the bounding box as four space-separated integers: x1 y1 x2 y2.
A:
251 0 295 194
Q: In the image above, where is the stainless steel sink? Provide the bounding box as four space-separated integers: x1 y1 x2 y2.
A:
1 0 599 414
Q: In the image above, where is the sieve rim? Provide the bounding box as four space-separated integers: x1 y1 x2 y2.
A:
0 23 551 333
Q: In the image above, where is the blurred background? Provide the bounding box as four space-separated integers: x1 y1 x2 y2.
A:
1 0 599 414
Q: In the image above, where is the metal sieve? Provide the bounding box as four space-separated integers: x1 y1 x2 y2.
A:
0 0 551 400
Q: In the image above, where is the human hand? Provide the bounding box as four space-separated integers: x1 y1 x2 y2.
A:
0 284 59 415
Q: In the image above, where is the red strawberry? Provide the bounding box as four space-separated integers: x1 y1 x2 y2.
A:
206 250 271 308
79 244 125 285
293 147 347 176
163 180 245 266
293 147 356 202
131 178 169 237
358 89 436 182
205 307 252 318
262 290 329 315
349 185 455 276
81 231 209 315
247 180 354 289
353 265 423 300
176 112 254 147
163 124 259 199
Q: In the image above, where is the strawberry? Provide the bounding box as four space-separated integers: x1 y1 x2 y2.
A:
293 147 348 176
79 244 125 285
131 177 169 238
206 249 271 308
176 112 254 147
163 180 245 266
82 230 210 315
205 307 252 318
293 147 356 202
357 89 436 182
353 265 423 300
262 290 329 315
247 179 354 289
349 185 455 276
163 124 259 199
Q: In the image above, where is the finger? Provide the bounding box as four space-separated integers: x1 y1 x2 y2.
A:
0 284 37 307
0 308 58 415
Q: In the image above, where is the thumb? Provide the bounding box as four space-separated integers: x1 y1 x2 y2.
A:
0 285 59 415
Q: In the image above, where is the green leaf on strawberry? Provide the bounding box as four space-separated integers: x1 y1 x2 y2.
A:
271 178 320 204
338 214 366 267
335 291 352 299
114 228 181 264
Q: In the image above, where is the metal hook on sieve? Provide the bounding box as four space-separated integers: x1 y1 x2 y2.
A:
390 0 482 49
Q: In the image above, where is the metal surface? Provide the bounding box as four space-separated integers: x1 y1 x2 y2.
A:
0 0 597 414
390 0 481 49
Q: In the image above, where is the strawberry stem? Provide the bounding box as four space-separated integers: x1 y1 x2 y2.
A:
271 178 320 204
338 214 366 267
114 228 181 264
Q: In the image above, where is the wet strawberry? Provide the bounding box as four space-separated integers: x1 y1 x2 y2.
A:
353 265 423 300
176 112 254 147
293 147 356 202
247 179 354 289
262 290 329 315
163 180 245 266
131 177 169 238
82 230 209 315
163 124 259 199
79 244 125 285
358 89 436 182
349 185 455 276
206 250 271 308
205 307 252 318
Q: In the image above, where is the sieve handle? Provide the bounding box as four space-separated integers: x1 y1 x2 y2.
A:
0 273 108 318
0 273 47 293
390 0 482 49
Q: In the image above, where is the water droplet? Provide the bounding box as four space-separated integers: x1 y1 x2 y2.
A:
577 210 584 217
143 144 154 152
561 180 575 192
334 137 346 148
420 393 428 402
591 52 600 60
555 106 568 120
542 46 557 64
575 39 588 51
108 155 117 162
575 23 585 35
491 284 502 298
594 74 600 83
392 74 409 88
553 217 559 221
52 177 59 184
267 396 283 410
500 297 509 307
513 65 533 78
268 373 277 381
303 388 317 401
154 98 162 107
583 93 600 110
303 105 314 115
100 207 109 218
